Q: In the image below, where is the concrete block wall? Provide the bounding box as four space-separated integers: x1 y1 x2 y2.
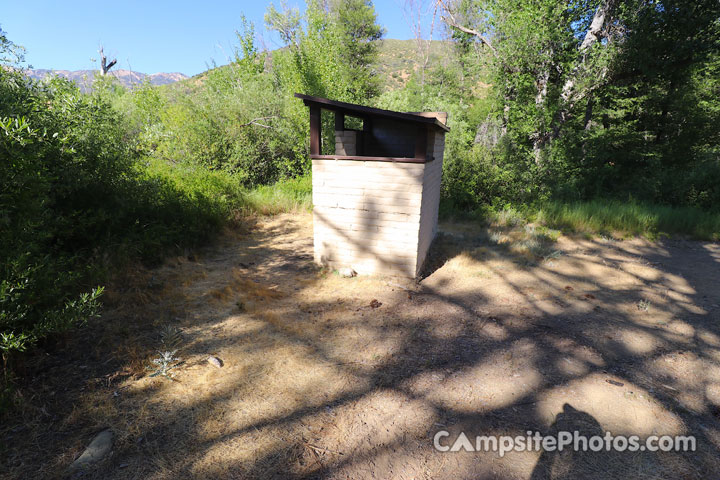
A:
312 158 424 276
416 131 445 274
314 129 445 277
335 130 359 156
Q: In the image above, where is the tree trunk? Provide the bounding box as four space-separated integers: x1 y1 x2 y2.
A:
502 104 510 136
535 0 616 157
533 64 551 164
655 79 676 145
474 114 502 148
581 95 595 164
98 46 117 76
584 95 595 131
556 0 617 129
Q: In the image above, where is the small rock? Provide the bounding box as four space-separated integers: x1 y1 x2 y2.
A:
207 356 223 368
340 268 357 278
369 299 382 309
69 429 113 470
147 275 164 290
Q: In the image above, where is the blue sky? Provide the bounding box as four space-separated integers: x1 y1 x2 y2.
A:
1 0 431 75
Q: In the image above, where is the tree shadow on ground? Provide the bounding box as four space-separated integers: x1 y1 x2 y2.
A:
3 215 720 480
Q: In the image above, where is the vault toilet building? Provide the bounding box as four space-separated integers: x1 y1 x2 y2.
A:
296 94 448 277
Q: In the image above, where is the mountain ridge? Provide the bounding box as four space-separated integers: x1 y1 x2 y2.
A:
24 68 188 91
23 39 454 92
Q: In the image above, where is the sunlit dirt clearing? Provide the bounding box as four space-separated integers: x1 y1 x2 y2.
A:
4 213 720 479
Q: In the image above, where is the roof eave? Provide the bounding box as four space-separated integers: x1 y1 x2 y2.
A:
294 93 450 132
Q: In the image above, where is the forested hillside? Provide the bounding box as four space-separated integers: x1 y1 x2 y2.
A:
375 39 455 89
1 0 719 407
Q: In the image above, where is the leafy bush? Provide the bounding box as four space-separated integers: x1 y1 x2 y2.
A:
153 63 307 185
0 71 123 357
0 69 248 370
100 19 310 187
102 3 387 188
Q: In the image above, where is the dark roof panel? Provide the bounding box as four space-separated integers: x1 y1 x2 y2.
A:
294 93 450 132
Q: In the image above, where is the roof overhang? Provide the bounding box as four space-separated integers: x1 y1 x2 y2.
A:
294 93 450 132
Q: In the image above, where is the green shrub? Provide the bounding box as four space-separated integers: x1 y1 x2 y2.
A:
0 71 123 357
0 69 249 372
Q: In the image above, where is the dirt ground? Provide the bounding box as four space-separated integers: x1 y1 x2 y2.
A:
3 213 720 479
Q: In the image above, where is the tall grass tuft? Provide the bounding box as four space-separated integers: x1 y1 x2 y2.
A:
533 200 720 240
445 200 720 241
144 158 312 218
243 175 312 215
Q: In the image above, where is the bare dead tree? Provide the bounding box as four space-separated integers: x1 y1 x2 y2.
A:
435 0 507 147
98 46 117 76
435 0 496 57
238 116 278 129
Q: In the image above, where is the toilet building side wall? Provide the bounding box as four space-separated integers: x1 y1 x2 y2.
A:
416 130 445 276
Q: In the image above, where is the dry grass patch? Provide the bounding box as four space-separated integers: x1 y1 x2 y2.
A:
3 214 720 479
